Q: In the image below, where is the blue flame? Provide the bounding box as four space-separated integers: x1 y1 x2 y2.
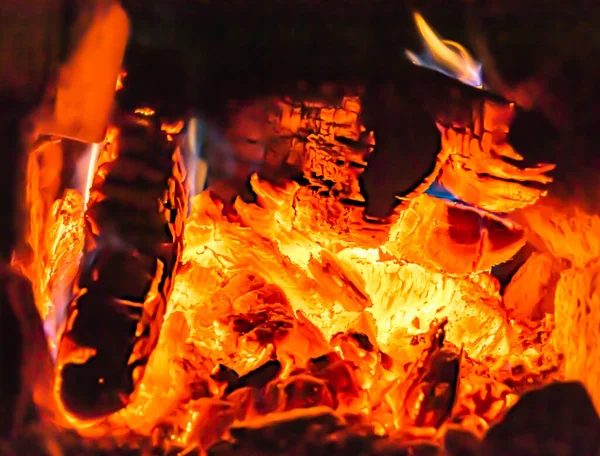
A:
406 12 483 88
425 181 461 202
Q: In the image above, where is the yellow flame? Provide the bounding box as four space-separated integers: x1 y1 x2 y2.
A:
84 143 101 207
135 107 156 117
406 12 482 88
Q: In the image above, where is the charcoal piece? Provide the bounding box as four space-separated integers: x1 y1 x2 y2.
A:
207 441 244 456
282 374 336 411
412 349 461 428
311 359 361 407
350 332 375 351
189 378 212 400
308 424 381 456
59 292 140 419
78 248 157 303
103 155 167 186
308 352 343 372
87 198 170 249
98 178 167 210
225 360 281 395
443 428 481 456
0 273 24 439
226 387 266 420
227 407 343 454
371 439 443 456
0 267 52 440
390 320 461 430
482 381 600 456
211 364 239 385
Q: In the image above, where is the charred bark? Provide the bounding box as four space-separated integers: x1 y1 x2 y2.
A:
0 266 52 441
55 109 188 420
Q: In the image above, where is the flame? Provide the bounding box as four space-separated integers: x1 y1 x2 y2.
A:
11 139 86 356
83 143 101 207
134 107 156 117
406 12 483 88
161 120 185 135
22 94 572 452
115 70 127 91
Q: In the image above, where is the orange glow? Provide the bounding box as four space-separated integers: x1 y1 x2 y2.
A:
406 12 483 88
161 120 185 135
115 70 127 91
134 107 156 117
24 93 578 452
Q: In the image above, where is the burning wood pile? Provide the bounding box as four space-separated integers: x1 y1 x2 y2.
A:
2 4 600 456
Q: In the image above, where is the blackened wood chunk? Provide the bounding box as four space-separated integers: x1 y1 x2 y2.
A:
0 266 51 440
0 273 24 439
371 439 443 456
59 292 139 419
78 248 156 303
282 375 335 411
483 381 600 456
225 360 281 395
207 441 245 456
308 425 381 456
211 364 239 385
227 407 343 454
444 428 482 456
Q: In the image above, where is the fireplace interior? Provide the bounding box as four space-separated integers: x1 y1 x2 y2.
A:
2 2 600 455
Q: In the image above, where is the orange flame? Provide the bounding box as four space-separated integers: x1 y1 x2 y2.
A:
406 12 483 88
115 70 127 91
161 120 185 135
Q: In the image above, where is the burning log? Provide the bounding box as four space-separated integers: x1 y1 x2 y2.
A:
55 109 188 420
503 251 566 320
383 194 526 275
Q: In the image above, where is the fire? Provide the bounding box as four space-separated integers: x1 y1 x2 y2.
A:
15 89 572 454
14 45 597 454
115 70 127 91
406 12 483 88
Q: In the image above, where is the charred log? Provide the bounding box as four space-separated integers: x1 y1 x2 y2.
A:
55 110 188 420
0 266 52 440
